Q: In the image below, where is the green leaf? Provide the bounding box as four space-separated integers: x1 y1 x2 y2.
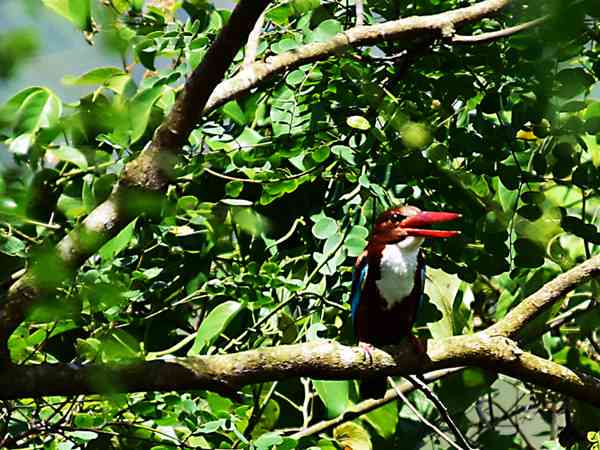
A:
498 164 520 190
556 68 595 98
62 67 127 86
0 236 26 257
47 145 88 169
345 225 368 257
425 268 462 338
292 0 320 14
254 432 283 450
128 86 163 143
514 238 545 268
331 145 356 164
225 180 244 197
364 401 398 438
5 87 62 136
42 0 91 30
188 301 243 355
177 195 199 211
310 19 342 43
222 100 247 126
516 204 542 221
346 115 371 130
57 194 86 218
66 430 98 442
435 368 497 415
311 145 330 163
98 218 138 261
286 69 306 86
313 380 349 417
312 216 338 239
232 207 271 236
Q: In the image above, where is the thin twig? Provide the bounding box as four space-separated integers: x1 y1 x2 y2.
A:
492 401 539 450
543 298 594 333
388 377 466 450
290 368 463 439
203 165 321 184
408 375 475 450
244 381 278 437
243 11 266 69
451 17 547 44
355 0 364 26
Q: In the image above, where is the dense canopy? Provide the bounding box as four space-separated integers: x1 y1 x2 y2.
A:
0 0 599 449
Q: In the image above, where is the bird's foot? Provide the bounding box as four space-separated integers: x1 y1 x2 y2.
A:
359 341 376 364
408 334 427 354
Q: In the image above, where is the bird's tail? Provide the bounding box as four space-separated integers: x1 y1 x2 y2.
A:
359 377 387 399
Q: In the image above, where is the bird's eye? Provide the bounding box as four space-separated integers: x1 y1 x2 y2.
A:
391 214 402 222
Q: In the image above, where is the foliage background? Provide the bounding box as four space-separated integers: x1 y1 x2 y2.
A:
0 0 599 449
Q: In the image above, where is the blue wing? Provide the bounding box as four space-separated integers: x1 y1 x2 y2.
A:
351 252 368 325
415 255 426 321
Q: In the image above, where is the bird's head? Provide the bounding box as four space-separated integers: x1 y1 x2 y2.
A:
371 205 460 247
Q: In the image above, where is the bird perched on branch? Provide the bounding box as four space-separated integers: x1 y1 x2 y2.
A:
351 205 460 398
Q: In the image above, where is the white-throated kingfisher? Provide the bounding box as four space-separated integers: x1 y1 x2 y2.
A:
351 205 461 398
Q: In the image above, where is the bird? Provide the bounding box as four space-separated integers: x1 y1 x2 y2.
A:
350 205 461 398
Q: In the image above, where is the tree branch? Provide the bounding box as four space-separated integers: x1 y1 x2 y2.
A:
202 0 513 114
355 0 364 27
486 254 600 340
243 11 266 69
451 17 547 44
290 368 463 439
408 374 474 450
1 334 599 406
388 377 467 450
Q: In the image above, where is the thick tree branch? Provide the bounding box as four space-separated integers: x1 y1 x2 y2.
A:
0 0 272 364
486 254 600 340
1 334 599 406
203 0 512 114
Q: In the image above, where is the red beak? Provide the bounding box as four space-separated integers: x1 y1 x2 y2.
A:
400 211 461 238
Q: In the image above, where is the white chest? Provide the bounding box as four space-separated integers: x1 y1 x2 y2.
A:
375 241 422 309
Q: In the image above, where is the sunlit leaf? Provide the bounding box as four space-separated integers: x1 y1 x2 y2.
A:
333 422 372 450
47 145 88 169
98 218 138 261
42 0 91 30
62 67 127 86
313 380 349 418
188 301 243 355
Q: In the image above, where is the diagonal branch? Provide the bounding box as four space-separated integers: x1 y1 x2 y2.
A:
290 368 463 439
389 376 467 450
486 254 600 340
451 16 547 44
243 11 266 69
407 374 474 450
203 0 512 114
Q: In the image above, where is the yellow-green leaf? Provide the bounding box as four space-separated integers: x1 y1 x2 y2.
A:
333 422 372 450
